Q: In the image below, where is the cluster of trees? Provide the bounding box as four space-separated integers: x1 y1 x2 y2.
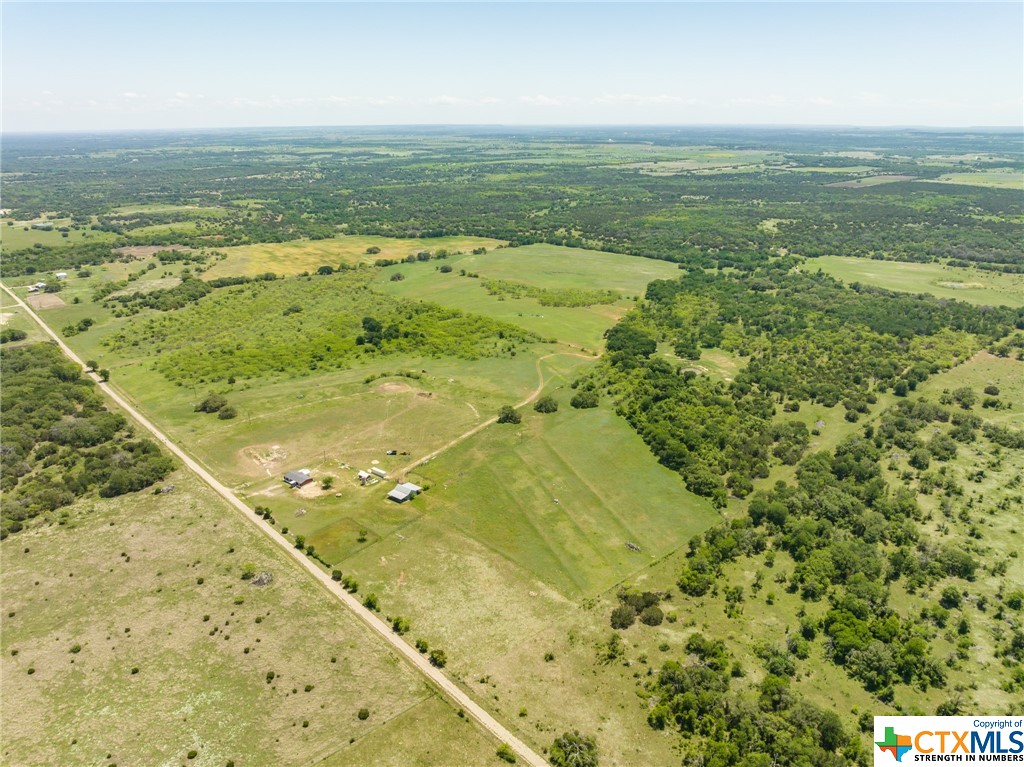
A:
645 633 861 765
739 429 979 694
194 392 237 420
2 241 121 277
1 344 173 537
574 267 1021 504
3 129 1018 283
609 587 665 629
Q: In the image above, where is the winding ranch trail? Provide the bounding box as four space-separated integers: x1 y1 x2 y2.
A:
1 283 550 767
397 350 593 478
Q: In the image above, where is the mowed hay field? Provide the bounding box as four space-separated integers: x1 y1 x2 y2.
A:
0 471 498 767
407 401 720 598
811 256 1024 308
202 234 506 280
376 244 682 349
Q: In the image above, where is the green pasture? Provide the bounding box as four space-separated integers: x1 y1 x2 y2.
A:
0 471 495 767
404 401 721 597
111 203 225 215
203 234 505 280
375 243 681 349
337 515 684 766
922 170 1023 190
916 352 1024 429
126 220 201 237
612 148 782 172
1 220 115 250
811 256 1024 308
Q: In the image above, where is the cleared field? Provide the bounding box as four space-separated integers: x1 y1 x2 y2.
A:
812 256 1024 308
827 174 916 188
788 165 876 174
203 234 506 280
922 170 1023 190
111 204 224 215
619 149 780 174
376 244 681 349
0 471 495 767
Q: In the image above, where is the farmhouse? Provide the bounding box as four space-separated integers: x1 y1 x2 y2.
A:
283 469 313 488
387 482 423 503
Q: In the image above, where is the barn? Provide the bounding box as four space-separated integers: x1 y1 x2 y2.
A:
387 482 423 503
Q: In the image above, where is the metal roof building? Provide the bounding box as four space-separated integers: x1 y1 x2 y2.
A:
387 482 423 503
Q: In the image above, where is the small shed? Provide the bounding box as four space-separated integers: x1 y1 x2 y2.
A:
370 467 388 479
55 272 68 279
283 469 313 488
387 482 423 503
357 470 372 485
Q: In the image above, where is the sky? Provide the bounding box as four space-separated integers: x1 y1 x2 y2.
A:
2 2 1021 132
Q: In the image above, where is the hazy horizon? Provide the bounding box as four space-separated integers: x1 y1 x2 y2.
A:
3 2 1022 132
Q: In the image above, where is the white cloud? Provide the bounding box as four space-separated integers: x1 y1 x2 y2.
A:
428 94 465 105
520 94 562 107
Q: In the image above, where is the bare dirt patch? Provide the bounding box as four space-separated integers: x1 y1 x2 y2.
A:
114 244 192 259
376 382 412 394
296 482 328 499
243 444 289 469
26 293 65 309
0 312 14 325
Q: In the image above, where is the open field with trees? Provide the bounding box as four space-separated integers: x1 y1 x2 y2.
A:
2 126 1022 764
1 470 498 767
813 256 1024 308
204 234 506 280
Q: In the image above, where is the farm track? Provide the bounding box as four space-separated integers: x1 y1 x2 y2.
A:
397 350 593 478
1 282 551 767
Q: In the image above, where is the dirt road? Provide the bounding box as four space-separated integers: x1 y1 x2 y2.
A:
1 282 550 767
397 350 591 478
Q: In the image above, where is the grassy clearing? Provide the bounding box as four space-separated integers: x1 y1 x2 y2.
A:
0 471 495 767
614 149 781 173
827 175 917 188
320 695 501 767
811 256 1024 308
203 235 505 280
922 170 1023 190
0 221 115 250
376 244 680 349
111 204 223 215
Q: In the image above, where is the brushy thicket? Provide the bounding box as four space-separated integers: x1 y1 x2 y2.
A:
481 278 619 307
104 270 542 385
1 343 174 537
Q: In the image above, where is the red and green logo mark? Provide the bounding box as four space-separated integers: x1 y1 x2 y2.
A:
876 727 913 761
